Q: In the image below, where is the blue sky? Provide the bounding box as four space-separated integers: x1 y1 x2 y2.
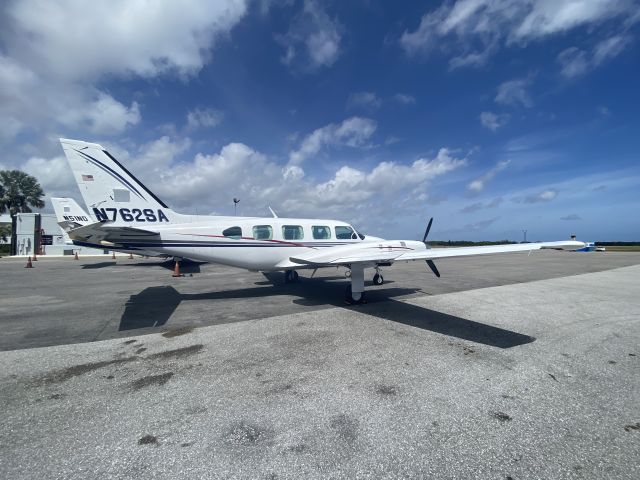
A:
1 0 639 240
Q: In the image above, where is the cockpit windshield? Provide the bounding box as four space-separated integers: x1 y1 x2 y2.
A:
335 225 365 240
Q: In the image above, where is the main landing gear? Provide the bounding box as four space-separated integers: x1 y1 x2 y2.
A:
344 266 386 305
284 270 299 283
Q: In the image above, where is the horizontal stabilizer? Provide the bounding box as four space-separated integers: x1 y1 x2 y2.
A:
67 221 159 245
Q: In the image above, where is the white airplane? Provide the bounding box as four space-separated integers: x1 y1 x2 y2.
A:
58 138 585 304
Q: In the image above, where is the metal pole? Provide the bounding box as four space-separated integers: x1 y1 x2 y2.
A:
522 229 527 243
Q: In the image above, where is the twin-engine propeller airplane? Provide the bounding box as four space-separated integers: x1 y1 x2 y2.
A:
57 138 585 304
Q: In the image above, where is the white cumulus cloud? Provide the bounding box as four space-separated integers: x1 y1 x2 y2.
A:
524 189 558 203
393 93 416 105
347 92 382 110
279 0 342 72
186 107 224 130
0 0 249 143
495 78 533 108
288 117 377 165
467 160 511 193
479 111 510 131
400 0 637 69
558 34 632 78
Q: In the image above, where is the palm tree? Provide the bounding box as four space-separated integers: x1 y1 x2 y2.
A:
0 170 45 216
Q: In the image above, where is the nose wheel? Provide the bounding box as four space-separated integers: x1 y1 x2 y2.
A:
373 272 384 285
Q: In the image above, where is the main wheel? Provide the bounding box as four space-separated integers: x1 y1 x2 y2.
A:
373 273 384 285
344 285 366 305
285 270 299 283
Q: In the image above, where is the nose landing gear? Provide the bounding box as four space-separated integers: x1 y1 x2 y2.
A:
372 268 384 285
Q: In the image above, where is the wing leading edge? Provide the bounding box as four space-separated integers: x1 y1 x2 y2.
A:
288 240 586 267
397 240 585 261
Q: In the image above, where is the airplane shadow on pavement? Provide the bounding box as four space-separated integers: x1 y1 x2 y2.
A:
119 276 535 349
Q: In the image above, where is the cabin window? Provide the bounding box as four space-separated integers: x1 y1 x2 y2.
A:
222 226 242 240
335 225 356 240
282 225 304 240
312 226 331 240
252 225 273 240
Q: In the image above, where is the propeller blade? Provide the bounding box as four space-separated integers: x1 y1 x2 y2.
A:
422 217 434 243
426 259 440 278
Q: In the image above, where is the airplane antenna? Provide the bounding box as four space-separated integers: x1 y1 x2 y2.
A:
268 206 278 218
233 198 240 216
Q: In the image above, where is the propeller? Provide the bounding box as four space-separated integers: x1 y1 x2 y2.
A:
422 217 441 278
422 217 433 243
426 259 441 278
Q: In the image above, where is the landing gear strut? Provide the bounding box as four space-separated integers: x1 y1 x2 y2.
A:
284 270 299 283
344 265 366 305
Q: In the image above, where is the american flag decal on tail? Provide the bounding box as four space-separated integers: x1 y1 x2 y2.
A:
82 174 94 181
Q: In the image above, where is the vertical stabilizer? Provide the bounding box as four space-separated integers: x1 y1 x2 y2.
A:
59 138 181 225
51 197 92 231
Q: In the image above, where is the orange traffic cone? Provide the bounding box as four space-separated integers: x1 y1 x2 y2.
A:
172 261 182 277
74 252 79 260
32 252 37 261
111 251 116 259
128 253 133 259
25 256 33 268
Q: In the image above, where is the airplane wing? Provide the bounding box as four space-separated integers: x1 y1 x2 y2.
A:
396 241 585 261
287 240 585 267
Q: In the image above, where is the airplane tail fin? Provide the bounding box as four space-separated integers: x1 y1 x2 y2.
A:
59 138 180 225
51 197 93 232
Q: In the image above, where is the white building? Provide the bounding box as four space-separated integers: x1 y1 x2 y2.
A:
7 212 105 256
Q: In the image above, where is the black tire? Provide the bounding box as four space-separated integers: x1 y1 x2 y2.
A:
285 270 299 283
373 273 384 285
344 285 366 305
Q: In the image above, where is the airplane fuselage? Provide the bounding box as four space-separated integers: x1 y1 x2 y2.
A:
72 216 398 271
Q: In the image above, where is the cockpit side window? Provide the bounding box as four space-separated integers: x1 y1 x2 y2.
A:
282 225 304 240
335 225 355 240
312 226 331 240
222 226 242 240
252 225 273 240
